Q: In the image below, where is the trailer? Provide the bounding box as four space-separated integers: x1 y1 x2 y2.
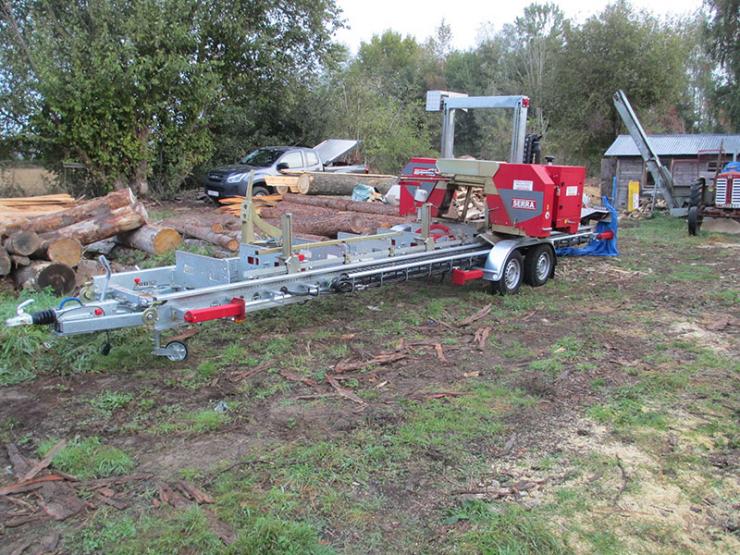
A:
5 91 617 360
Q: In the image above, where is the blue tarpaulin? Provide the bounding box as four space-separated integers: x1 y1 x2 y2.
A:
556 196 619 257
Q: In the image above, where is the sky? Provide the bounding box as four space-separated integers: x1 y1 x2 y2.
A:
334 0 703 53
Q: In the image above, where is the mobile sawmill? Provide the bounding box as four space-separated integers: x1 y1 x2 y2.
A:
5 91 618 361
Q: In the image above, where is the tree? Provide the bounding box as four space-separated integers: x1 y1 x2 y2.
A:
500 3 566 135
0 0 342 195
702 0 740 128
549 1 691 165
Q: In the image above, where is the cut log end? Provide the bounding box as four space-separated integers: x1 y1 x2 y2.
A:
0 248 11 276
44 237 83 267
152 228 182 254
5 230 42 256
15 262 76 296
118 224 182 256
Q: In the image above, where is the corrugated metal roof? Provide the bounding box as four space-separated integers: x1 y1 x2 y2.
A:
604 134 740 157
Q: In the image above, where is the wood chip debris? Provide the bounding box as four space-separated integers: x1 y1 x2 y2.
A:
459 303 493 326
325 374 367 408
434 343 448 363
278 369 318 387
19 438 67 482
474 326 492 350
334 352 407 373
227 362 269 382
420 392 466 400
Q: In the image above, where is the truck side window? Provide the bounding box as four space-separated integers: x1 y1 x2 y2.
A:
281 151 304 169
306 151 319 166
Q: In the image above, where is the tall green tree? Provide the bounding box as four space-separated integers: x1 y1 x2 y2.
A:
702 0 739 128
0 0 341 195
549 1 690 165
307 31 437 173
500 3 565 135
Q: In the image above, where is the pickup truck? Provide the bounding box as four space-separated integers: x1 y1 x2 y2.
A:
202 139 366 198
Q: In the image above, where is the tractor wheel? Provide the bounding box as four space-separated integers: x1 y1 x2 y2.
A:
689 179 704 207
688 206 702 236
490 250 524 295
523 244 554 287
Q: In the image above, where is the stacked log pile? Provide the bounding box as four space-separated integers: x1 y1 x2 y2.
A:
0 189 181 295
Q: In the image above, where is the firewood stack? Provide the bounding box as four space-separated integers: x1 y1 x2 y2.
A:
0 189 181 295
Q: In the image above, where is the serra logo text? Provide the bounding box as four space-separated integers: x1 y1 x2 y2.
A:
511 198 536 210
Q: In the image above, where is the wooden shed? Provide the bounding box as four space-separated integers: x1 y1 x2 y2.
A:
601 134 740 208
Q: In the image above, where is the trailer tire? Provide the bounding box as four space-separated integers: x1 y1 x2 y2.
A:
524 244 554 287
490 250 524 295
688 205 702 236
165 341 188 362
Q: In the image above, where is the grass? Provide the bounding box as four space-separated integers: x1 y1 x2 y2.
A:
71 505 333 555
90 390 134 415
446 501 568 554
395 384 532 453
1 216 738 554
38 436 134 479
187 409 230 432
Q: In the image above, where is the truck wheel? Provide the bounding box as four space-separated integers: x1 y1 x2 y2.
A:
252 184 270 197
523 244 554 287
688 206 702 236
490 250 524 295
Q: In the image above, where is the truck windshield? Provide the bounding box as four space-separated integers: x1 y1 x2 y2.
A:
240 148 285 167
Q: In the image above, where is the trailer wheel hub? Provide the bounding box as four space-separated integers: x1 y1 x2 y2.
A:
504 258 522 289
536 252 551 281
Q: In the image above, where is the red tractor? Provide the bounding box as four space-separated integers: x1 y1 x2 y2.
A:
688 161 740 235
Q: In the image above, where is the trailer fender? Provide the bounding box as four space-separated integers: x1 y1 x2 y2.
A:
482 240 523 282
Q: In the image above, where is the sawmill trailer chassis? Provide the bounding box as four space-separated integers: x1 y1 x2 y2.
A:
5 91 617 361
5 176 615 362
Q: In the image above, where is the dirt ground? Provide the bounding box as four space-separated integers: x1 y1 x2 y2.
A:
0 211 738 554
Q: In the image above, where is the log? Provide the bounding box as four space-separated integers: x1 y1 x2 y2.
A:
0 189 136 237
283 194 401 216
258 203 337 220
296 172 397 195
263 211 409 238
39 203 148 247
118 224 182 256
171 222 239 251
265 175 305 194
0 248 10 276
34 237 83 267
4 231 42 256
15 262 76 295
10 255 31 268
82 238 117 256
262 215 367 237
75 258 104 287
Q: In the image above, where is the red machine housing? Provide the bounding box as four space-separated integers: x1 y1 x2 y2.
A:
398 158 585 238
398 157 452 217
488 163 584 237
